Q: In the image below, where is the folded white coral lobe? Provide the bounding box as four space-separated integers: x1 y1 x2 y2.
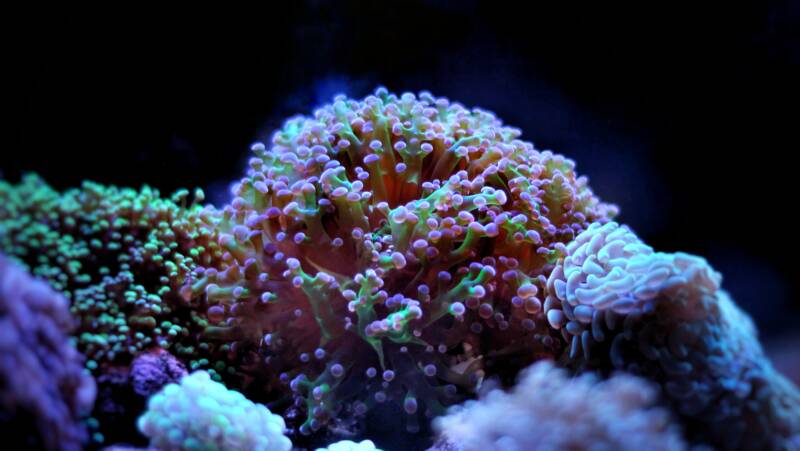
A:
545 221 800 449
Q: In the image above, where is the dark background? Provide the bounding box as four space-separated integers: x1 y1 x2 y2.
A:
5 2 799 354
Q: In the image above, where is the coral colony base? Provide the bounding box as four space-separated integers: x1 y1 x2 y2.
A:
0 88 798 451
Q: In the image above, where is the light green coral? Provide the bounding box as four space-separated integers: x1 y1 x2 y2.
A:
0 174 225 377
137 371 292 451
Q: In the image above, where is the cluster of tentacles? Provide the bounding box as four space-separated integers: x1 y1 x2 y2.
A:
177 88 617 435
0 88 798 451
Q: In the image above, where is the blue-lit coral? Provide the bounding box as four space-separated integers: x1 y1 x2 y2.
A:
434 360 686 451
137 370 292 451
0 254 96 451
0 175 222 376
130 348 188 398
92 348 188 447
181 88 617 435
544 221 800 449
1 88 799 450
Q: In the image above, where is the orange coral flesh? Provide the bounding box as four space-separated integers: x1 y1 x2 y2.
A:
185 88 617 435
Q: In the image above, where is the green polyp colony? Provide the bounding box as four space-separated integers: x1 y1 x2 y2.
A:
0 88 619 439
0 174 233 382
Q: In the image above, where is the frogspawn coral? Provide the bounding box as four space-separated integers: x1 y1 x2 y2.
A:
180 87 617 435
0 254 96 451
137 370 292 451
544 222 800 449
2 87 800 450
433 360 686 451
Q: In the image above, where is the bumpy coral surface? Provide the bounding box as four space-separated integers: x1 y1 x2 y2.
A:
0 175 225 378
545 222 800 449
137 370 292 451
181 88 617 434
91 348 188 446
0 254 96 451
130 348 188 398
434 360 686 451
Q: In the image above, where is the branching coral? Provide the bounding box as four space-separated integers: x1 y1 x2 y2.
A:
544 221 800 449
433 360 686 451
0 254 96 450
137 370 292 451
180 88 617 434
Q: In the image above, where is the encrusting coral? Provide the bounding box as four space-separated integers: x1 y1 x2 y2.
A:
433 360 687 451
544 221 800 449
0 254 96 451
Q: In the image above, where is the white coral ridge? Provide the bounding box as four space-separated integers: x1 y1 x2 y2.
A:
137 371 292 451
545 221 800 449
434 361 686 451
315 439 382 451
543 221 720 361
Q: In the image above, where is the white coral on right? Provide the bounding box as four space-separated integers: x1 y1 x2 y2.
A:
545 221 800 449
434 360 686 451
